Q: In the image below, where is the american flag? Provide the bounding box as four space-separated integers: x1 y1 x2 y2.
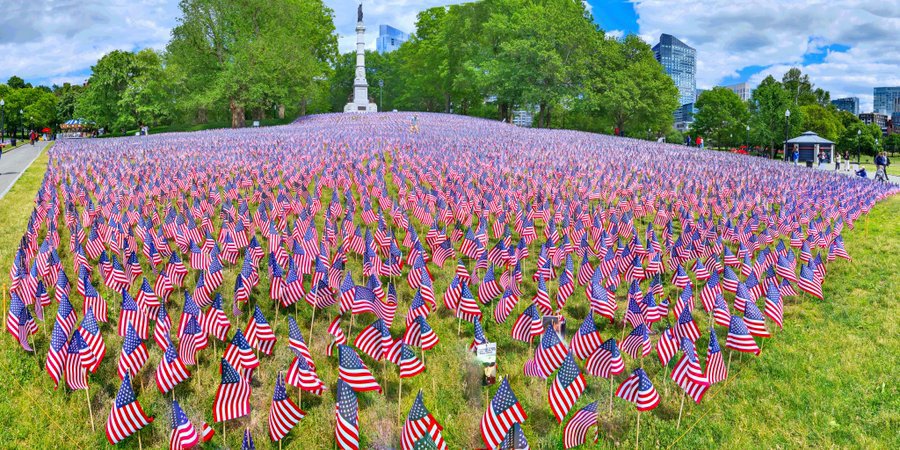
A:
404 315 439 351
494 288 520 324
725 315 760 355
155 337 190 394
245 305 276 355
337 344 382 393
670 337 710 403
81 272 107 323
55 292 77 337
213 358 251 422
354 318 393 361
499 422 529 449
118 289 148 340
135 277 160 318
286 348 327 395
570 312 602 360
511 303 543 343
533 275 552 315
397 342 427 379
105 373 154 444
406 290 431 328
562 401 598 449
116 323 149 380
764 281 784 329
203 294 232 341
524 325 568 378
705 327 727 384
469 317 488 351
656 326 679 366
268 373 306 442
335 379 360 450
64 330 94 390
223 328 261 376
674 306 700 343
5 293 36 352
45 320 68 389
585 338 624 378
152 300 172 350
615 368 660 411
242 427 255 450
178 315 207 366
743 301 771 337
169 400 199 450
798 263 823 299
401 390 447 450
480 377 527 449
287 316 315 369
620 323 651 359
549 352 586 423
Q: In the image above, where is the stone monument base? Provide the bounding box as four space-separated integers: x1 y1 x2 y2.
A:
344 102 378 113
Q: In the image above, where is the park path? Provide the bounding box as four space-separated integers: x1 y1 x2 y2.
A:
0 141 49 199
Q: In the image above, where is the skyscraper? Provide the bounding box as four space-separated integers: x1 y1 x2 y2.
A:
653 34 696 107
376 25 409 54
873 87 900 115
723 83 751 101
831 97 860 115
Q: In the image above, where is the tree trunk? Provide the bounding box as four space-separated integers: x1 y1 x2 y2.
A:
230 99 245 128
277 104 285 119
300 99 307 117
196 107 207 124
537 102 546 128
499 102 509 122
445 94 451 114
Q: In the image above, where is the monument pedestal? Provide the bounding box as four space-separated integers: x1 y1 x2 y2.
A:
344 20 378 113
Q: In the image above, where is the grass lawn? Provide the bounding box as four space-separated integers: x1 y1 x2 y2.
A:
0 142 897 449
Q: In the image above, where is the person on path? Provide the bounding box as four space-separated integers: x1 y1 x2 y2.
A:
792 149 799 166
843 151 851 172
834 152 841 171
874 152 889 182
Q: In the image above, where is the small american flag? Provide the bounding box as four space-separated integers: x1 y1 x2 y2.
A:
548 352 586 423
116 323 149 380
511 303 543 343
570 312 602 360
212 358 251 422
401 390 447 450
169 399 199 450
725 315 760 355
337 344 382 393
223 328 260 376
584 338 624 378
615 368 660 411
562 401 598 449
155 337 190 394
286 349 327 395
480 377 527 449
705 327 727 384
268 373 305 441
105 372 153 444
46 320 68 389
335 379 360 450
64 330 93 390
245 305 276 355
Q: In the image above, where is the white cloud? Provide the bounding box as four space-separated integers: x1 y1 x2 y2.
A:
0 0 179 86
633 0 900 112
607 29 624 40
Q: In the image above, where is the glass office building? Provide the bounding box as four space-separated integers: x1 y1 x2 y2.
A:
653 34 697 106
831 97 860 115
873 87 900 115
376 25 409 54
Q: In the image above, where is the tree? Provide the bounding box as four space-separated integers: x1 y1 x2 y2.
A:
799 104 843 142
693 87 749 149
748 75 802 158
782 67 829 107
167 0 336 128
837 121 880 160
74 50 141 131
53 82 84 122
6 76 31 89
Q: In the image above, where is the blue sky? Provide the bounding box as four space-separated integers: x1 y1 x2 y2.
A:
1 0 897 112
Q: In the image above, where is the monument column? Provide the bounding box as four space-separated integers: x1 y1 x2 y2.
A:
345 2 378 113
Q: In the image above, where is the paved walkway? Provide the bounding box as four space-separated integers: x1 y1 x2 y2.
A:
0 141 49 199
796 161 897 184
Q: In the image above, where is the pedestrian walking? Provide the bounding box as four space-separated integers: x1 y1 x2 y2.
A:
792 149 799 166
834 152 841 171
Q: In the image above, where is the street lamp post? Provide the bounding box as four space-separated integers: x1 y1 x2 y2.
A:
0 99 5 144
857 128 861 165
378 79 384 111
746 125 750 152
19 109 23 140
784 109 791 160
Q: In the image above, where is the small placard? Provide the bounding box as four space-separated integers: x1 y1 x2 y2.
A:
475 342 497 364
252 121 260 127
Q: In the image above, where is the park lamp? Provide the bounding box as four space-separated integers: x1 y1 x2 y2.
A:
785 109 790 118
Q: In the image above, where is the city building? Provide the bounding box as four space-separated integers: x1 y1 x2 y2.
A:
512 109 534 128
873 87 900 115
831 97 860 115
376 25 409 54
859 112 888 136
890 114 898 135
723 82 751 101
674 103 697 132
653 34 696 106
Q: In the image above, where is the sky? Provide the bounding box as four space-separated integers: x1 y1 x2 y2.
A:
1 0 897 112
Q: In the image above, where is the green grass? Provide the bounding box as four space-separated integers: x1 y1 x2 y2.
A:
0 142 898 449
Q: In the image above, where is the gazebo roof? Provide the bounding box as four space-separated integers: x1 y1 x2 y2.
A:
786 131 834 145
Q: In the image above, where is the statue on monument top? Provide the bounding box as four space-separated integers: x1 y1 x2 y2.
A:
357 3 363 22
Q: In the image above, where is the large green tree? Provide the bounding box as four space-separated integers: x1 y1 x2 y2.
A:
748 75 802 157
693 87 750 149
167 0 336 128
